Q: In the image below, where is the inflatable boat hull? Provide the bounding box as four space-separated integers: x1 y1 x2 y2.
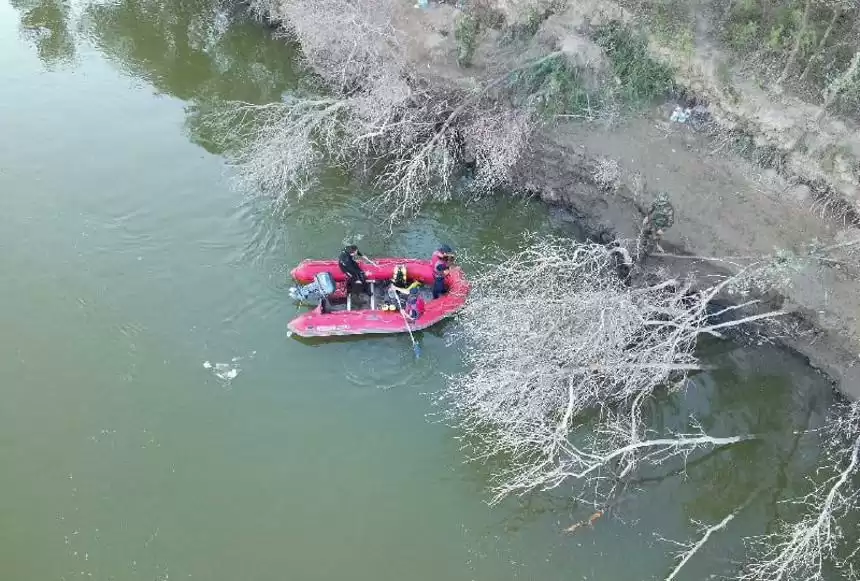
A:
287 258 469 337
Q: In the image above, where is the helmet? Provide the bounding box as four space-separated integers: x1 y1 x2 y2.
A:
439 244 453 254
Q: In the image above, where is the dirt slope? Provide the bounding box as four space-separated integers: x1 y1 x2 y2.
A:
513 112 860 398
544 0 860 224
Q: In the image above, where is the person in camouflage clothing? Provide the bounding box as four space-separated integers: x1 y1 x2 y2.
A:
639 192 674 255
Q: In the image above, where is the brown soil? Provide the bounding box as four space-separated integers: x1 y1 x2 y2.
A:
546 0 860 225
351 1 860 398
512 112 860 399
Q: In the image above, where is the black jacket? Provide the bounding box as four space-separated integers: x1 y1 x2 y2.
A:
338 249 364 279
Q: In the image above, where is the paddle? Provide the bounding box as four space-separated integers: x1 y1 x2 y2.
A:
393 291 421 359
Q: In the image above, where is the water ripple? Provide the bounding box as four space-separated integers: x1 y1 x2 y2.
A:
341 338 431 391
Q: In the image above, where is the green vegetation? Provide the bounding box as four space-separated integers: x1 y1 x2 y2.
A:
500 5 550 42
615 0 860 120
721 0 860 113
648 0 695 55
715 125 788 170
9 0 75 67
504 21 676 120
727 18 760 51
823 52 860 117
724 0 810 53
455 12 480 67
593 21 676 106
507 56 605 118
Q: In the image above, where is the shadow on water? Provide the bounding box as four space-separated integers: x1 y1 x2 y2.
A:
79 0 303 151
289 317 457 347
9 0 559 257
82 0 298 99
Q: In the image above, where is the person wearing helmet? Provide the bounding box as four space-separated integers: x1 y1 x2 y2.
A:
338 244 370 296
383 264 421 310
431 244 455 271
391 264 409 290
432 260 450 299
646 192 674 235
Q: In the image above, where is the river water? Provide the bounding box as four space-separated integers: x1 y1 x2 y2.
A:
0 1 842 580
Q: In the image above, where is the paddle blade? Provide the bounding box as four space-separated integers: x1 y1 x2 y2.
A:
413 342 421 359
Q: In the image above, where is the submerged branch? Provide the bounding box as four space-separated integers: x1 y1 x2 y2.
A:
740 401 860 581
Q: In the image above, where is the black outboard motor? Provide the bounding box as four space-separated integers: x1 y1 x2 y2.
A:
289 272 336 306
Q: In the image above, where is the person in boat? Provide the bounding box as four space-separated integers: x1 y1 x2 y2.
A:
403 288 425 322
432 260 450 299
383 264 421 310
391 264 422 294
430 244 454 300
431 244 455 270
338 244 370 296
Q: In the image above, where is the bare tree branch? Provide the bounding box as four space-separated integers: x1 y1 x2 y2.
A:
205 0 578 220
740 400 860 581
660 492 759 581
442 235 781 506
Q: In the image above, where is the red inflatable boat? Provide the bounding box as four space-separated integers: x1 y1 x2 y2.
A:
287 258 470 337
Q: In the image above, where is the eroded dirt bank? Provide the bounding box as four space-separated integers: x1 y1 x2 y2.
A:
412 3 860 398
513 112 860 399
246 0 860 398
474 0 860 399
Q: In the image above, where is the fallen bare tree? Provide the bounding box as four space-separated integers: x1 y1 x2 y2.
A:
651 236 860 297
443 234 860 578
204 0 626 221
207 75 540 219
251 0 415 94
201 0 548 220
442 235 784 505
208 97 349 200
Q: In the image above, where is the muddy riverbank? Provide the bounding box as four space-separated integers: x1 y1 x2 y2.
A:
240 0 860 399
513 112 860 399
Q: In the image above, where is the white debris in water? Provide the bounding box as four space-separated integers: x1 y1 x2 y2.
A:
203 360 239 382
202 351 255 385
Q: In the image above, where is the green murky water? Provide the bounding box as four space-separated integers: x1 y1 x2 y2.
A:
0 2 839 579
